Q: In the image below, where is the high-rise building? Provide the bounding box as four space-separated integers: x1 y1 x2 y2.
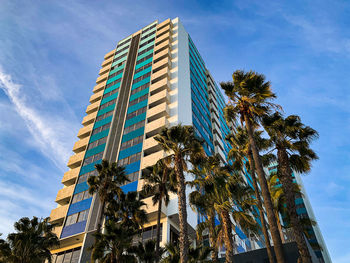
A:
47 17 329 263
48 17 248 263
267 166 332 263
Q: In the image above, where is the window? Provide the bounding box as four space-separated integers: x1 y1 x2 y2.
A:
136 54 153 65
102 88 119 100
140 30 156 41
125 106 147 120
52 247 81 263
105 78 122 88
138 46 153 57
142 24 156 34
77 170 97 184
139 38 155 49
99 99 116 111
65 210 89 227
120 135 143 150
71 190 92 204
131 84 149 96
114 46 129 56
87 137 107 151
112 53 127 64
118 152 141 166
129 94 148 107
133 72 151 84
123 120 145 134
117 38 131 47
92 122 111 136
134 62 152 74
82 152 103 166
96 110 113 122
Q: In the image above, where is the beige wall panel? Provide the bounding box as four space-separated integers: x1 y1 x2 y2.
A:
67 151 84 169
81 111 97 126
72 136 90 153
77 123 93 139
62 167 80 186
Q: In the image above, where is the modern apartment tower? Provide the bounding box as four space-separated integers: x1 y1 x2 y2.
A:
48 18 249 262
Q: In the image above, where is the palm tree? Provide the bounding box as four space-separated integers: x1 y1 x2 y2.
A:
221 70 285 263
0 234 11 263
161 243 212 263
132 240 165 263
208 170 257 263
226 126 275 263
88 160 129 233
141 158 174 261
91 219 137 263
154 125 203 263
106 191 148 231
262 112 319 263
188 155 222 262
2 217 59 263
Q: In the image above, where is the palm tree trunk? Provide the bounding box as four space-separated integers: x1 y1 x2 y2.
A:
97 200 106 233
244 115 285 263
277 148 312 263
174 153 189 263
208 209 219 262
248 150 275 263
221 210 234 263
156 196 162 261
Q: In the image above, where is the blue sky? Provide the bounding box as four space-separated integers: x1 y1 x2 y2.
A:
0 0 349 261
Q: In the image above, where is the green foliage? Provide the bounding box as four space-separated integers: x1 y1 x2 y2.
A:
0 217 59 263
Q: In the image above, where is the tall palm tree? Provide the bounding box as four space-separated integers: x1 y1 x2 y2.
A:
221 70 285 263
3 217 59 263
209 170 257 263
154 125 203 263
88 160 129 233
226 126 275 263
141 158 174 261
262 112 319 263
91 219 137 263
106 191 148 231
188 154 222 263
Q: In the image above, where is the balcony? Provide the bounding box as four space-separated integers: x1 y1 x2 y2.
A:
157 19 171 31
156 24 171 36
147 102 169 123
86 100 100 114
152 56 171 73
93 82 106 93
101 56 113 67
143 136 161 156
61 167 80 186
154 39 171 53
155 31 172 46
148 89 169 108
150 78 170 95
55 185 74 205
81 111 97 126
49 204 69 224
99 66 110 76
67 151 84 169
89 90 103 103
104 49 115 60
96 72 109 84
141 150 167 169
52 225 63 237
151 67 170 85
141 195 167 218
153 48 171 62
145 116 169 137
72 137 89 153
77 123 93 139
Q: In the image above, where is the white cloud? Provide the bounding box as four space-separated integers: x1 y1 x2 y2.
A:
0 66 77 169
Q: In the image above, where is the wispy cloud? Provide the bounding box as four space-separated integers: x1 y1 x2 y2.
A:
0 67 77 169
